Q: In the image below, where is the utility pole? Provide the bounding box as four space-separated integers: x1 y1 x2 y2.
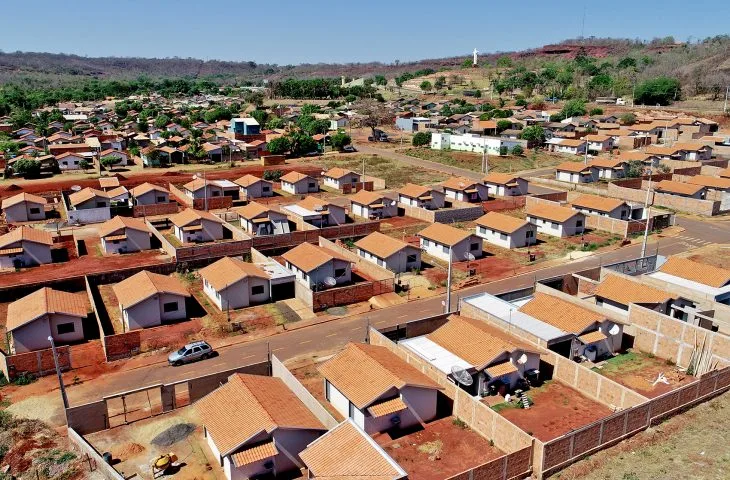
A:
445 246 453 313
640 167 653 259
724 86 729 114
48 336 69 409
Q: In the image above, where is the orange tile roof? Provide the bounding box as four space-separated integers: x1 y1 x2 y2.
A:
418 222 472 247
571 194 626 213
556 139 587 147
645 145 680 156
475 212 529 234
595 274 673 306
518 292 605 334
397 183 432 199
673 142 708 152
319 343 441 409
199 256 269 291
578 330 608 344
585 134 611 142
614 151 657 162
300 420 404 480
485 361 518 378
324 167 358 179
235 174 269 188
719 168 730 179
112 270 190 309
7 287 88 332
1 192 47 209
354 232 412 259
233 201 271 220
282 242 350 273
685 175 730 190
97 216 150 238
482 173 523 185
556 161 592 173
525 203 581 223
231 441 278 468
98 177 120 189
654 180 705 196
296 196 334 212
169 209 224 227
658 257 730 288
0 226 53 249
280 171 314 183
68 187 109 206
349 189 387 206
367 397 408 418
195 373 325 456
589 157 626 169
427 315 539 370
129 182 169 197
442 176 478 191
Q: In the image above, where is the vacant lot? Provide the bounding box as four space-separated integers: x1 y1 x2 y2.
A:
683 244 730 270
380 417 504 480
592 350 694 398
403 147 569 174
552 390 730 479
491 380 613 441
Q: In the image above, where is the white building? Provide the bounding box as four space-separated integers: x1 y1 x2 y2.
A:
547 138 587 155
355 231 421 273
282 197 346 227
441 177 489 203
169 209 225 243
322 167 361 190
282 242 352 289
199 257 271 310
129 182 170 205
571 194 630 219
555 162 598 183
526 203 585 238
2 192 47 223
113 270 191 330
475 212 536 249
418 222 482 262
431 132 502 155
349 190 397 219
234 202 290 236
0 226 53 269
234 174 274 199
648 257 730 305
397 183 445 210
98 216 152 254
280 171 319 195
482 173 528 197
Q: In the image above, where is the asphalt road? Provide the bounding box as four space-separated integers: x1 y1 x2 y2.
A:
65 215 729 404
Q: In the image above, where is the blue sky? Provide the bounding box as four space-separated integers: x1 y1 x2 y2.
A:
1 0 728 65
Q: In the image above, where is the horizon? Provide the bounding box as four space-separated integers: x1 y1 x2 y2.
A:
1 0 729 65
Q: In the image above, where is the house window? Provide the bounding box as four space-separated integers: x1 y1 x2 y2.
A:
251 285 265 295
29 208 41 214
212 191 220 197
478 226 486 234
348 402 355 419
526 230 535 238
334 268 346 278
407 254 417 263
551 222 559 229
325 382 330 401
262 186 270 192
308 183 315 188
157 196 166 202
112 240 120 245
442 245 449 254
576 220 583 227
470 242 479 251
56 322 75 335
96 202 106 208
163 302 179 313
500 233 508 240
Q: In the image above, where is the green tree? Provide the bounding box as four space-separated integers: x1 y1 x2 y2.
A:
511 145 524 155
267 136 291 155
289 132 317 156
0 140 19 155
634 77 681 105
560 99 587 118
520 125 546 145
100 156 120 170
496 56 513 68
624 160 646 178
345 94 357 103
620 113 637 125
79 159 90 170
496 120 512 133
300 104 321 115
154 114 170 129
265 117 286 129
420 80 432 92
412 132 432 147
250 109 267 126
262 170 284 181
499 146 508 156
434 76 446 90
589 107 604 116
374 75 387 86
330 132 352 150
11 158 40 178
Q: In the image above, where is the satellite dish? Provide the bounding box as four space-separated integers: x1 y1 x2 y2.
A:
609 325 620 336
517 354 528 365
390 200 396 207
313 204 324 212
324 276 337 286
70 185 82 192
451 366 473 386
464 252 476 261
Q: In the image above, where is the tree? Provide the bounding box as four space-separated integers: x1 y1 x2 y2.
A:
79 159 90 171
374 75 387 86
154 114 170 129
620 113 637 125
100 156 120 170
262 170 284 181
496 56 513 68
267 136 291 155
560 99 587 118
624 160 646 178
412 132 432 147
11 158 40 178
511 145 524 156
420 80 432 92
250 109 267 126
496 120 512 133
634 77 681 105
0 140 19 155
589 107 604 116
499 146 508 156
434 76 446 90
345 94 356 103
300 104 321 115
355 99 391 139
289 132 317 156
265 116 285 129
330 131 352 151
520 125 546 145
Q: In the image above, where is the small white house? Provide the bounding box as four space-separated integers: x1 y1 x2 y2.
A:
584 134 614 152
482 173 528 197
129 182 170 205
588 157 627 179
649 256 730 305
654 180 706 199
282 196 346 227
169 209 225 244
2 192 47 223
355 231 421 273
234 174 274 199
113 270 191 330
418 222 483 262
98 216 152 254
547 138 587 155
99 149 130 166
319 343 442 434
526 203 585 238
475 212 536 249
234 202 290 236
323 167 361 190
280 171 319 195
196 374 327 480
571 194 630 219
397 183 445 210
7 288 88 354
56 152 87 171
441 177 489 203
199 257 271 310
349 190 397 219
282 242 352 289
555 162 598 183
0 226 53 269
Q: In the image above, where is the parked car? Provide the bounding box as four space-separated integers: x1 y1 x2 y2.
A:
342 145 357 153
168 341 215 366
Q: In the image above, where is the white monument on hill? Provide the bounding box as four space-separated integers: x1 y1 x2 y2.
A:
472 48 479 67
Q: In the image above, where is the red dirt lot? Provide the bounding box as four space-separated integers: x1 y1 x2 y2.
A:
453 255 525 281
378 417 504 480
494 381 613 442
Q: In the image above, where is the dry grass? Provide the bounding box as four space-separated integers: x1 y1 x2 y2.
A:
402 147 569 174
302 154 449 187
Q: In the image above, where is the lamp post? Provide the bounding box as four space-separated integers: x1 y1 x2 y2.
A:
48 336 69 409
445 245 453 313
640 167 653 259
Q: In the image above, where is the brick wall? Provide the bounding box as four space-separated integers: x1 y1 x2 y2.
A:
574 274 599 296
192 196 232 210
606 183 720 216
310 279 394 312
341 181 374 194
175 239 253 262
132 202 179 217
103 319 202 361
168 183 193 207
1 345 72 380
584 215 638 237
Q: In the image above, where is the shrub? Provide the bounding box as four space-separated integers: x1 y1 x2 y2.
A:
262 170 283 181
499 146 508 156
412 131 432 147
589 107 604 116
511 145 524 155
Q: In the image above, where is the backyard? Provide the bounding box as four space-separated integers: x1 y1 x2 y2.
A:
402 147 569 174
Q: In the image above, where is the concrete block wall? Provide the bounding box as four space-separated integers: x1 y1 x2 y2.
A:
132 202 179 217
318 237 395 281
459 301 549 349
67 428 125 480
0 346 71 381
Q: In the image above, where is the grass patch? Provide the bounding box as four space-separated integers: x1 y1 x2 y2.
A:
592 351 650 376
163 233 182 247
403 147 569 174
491 401 520 413
305 154 448 187
417 439 443 456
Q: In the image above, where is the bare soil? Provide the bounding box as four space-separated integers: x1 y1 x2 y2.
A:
290 363 345 422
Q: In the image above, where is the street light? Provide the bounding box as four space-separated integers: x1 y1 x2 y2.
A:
640 166 654 259
48 336 69 409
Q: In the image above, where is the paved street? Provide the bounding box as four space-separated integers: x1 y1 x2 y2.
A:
65 215 729 404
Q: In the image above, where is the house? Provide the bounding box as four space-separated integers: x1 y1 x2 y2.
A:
0 226 54 268
649 257 730 304
685 175 730 193
233 202 290 236
197 373 326 480
319 343 441 434
56 152 88 170
397 183 445 210
547 138 587 155
349 190 397 219
555 162 597 183
98 177 120 190
202 142 224 162
525 203 585 237
329 115 350 131
475 212 536 249
229 117 261 136
673 142 713 161
2 192 47 223
99 149 130 166
129 182 170 205
571 194 631 219
589 157 628 179
402 315 541 396
355 231 421 273
199 257 271 310
518 292 623 360
280 171 319 195
68 188 111 210
282 196 346 227
395 116 432 132
482 173 528 196
323 168 361 190
282 242 352 288
584 134 614 152
418 222 483 262
183 179 225 199
234 175 273 199
6 288 88 354
441 177 489 203
98 216 152 254
300 420 407 480
169 209 225 243
594 274 675 314
113 271 191 330
654 180 706 199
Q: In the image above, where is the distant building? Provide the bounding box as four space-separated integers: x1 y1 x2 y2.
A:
229 117 261 136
